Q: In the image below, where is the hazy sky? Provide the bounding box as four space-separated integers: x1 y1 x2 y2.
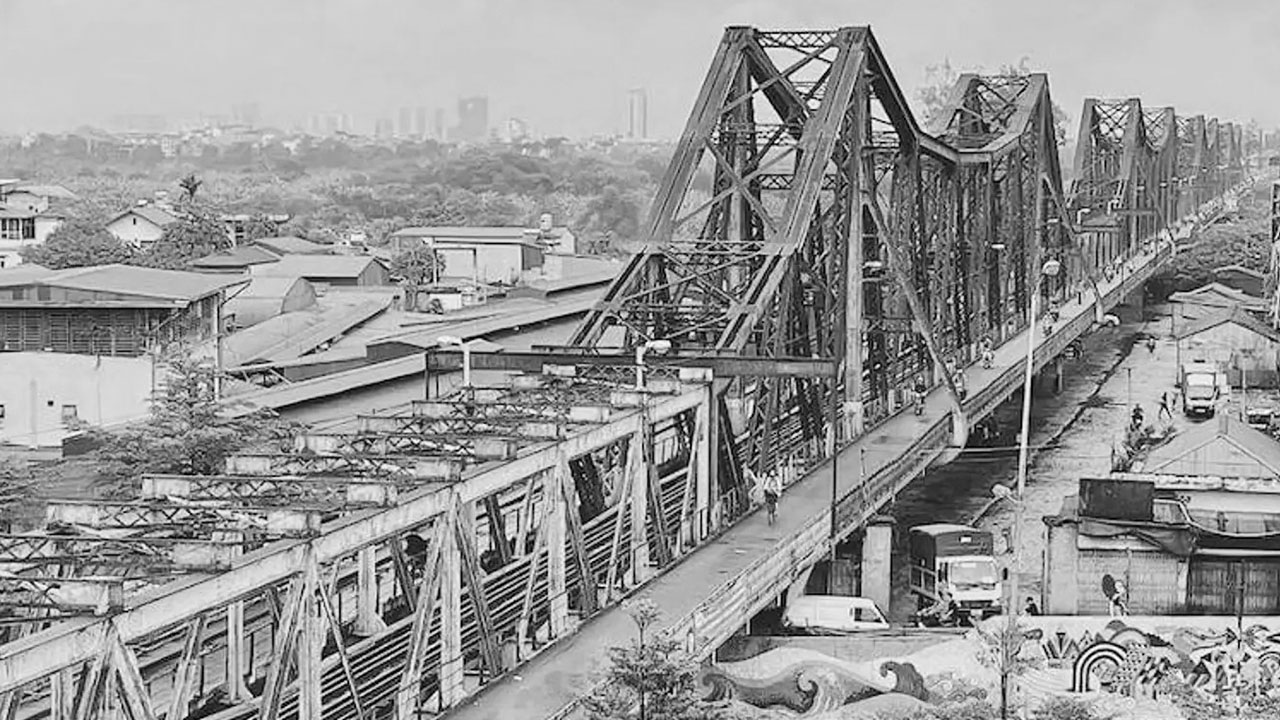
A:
0 0 1276 136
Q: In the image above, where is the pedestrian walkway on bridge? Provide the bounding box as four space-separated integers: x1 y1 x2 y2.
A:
446 250 1170 720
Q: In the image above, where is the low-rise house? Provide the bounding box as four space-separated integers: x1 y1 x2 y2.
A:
0 264 245 447
222 214 289 245
105 204 180 248
1175 305 1280 387
1043 416 1280 616
1169 281 1266 324
226 276 317 328
0 181 74 267
251 254 390 288
0 208 64 269
388 217 575 285
0 181 76 214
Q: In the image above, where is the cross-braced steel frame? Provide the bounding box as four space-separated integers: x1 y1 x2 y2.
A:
0 24 1251 720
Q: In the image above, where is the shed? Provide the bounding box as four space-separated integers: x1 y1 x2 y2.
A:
1176 306 1280 387
252 255 390 287
226 276 318 328
191 245 281 274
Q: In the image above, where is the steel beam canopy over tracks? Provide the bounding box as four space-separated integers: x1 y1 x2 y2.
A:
0 23 1254 720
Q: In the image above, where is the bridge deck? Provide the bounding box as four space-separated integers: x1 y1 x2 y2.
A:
446 247 1167 720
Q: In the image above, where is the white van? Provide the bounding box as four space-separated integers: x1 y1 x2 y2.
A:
781 595 890 634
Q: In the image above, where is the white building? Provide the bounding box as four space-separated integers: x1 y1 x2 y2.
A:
105 204 180 249
387 216 576 285
0 181 74 268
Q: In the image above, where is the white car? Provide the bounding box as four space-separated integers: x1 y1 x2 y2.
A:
781 595 890 634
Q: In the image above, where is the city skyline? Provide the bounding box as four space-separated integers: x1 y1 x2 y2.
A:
0 0 1276 137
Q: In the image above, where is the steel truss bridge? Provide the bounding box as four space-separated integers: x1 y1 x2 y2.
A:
0 25 1254 720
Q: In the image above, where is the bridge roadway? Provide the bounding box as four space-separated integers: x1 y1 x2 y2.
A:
447 242 1174 720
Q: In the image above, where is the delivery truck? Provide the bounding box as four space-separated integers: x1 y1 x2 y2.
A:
908 524 1002 623
1180 360 1220 417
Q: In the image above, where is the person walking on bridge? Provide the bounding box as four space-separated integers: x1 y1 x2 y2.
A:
761 470 782 525
1158 392 1172 421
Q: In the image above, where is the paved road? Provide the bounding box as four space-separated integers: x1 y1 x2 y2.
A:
445 253 1164 720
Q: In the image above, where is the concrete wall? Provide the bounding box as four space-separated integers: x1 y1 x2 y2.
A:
1046 523 1187 615
0 352 153 447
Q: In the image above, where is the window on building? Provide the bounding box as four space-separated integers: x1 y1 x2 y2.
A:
61 405 78 424
0 404 5 421
20 218 34 240
0 218 21 240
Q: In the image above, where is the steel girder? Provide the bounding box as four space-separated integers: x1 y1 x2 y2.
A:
568 26 1070 503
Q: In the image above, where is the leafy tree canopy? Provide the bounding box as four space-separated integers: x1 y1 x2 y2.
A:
389 245 446 285
582 600 724 720
18 218 135 269
89 355 298 494
134 206 230 270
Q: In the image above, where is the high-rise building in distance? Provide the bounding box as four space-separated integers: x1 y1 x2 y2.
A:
628 88 648 139
451 96 489 143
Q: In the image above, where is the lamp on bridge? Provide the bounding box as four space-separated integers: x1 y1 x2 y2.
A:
437 335 473 387
635 339 672 390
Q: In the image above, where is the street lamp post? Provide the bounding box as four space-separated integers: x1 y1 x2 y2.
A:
1003 258 1061 720
437 335 472 388
634 339 672 390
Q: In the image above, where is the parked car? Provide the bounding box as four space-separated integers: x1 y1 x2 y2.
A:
781 595 890 634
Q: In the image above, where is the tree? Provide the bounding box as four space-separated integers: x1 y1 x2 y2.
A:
242 213 285 242
19 219 135 268
179 174 203 202
915 57 1070 144
974 618 1043 720
917 59 960 125
389 245 446 285
89 355 297 495
581 599 722 720
135 208 230 270
0 456 35 531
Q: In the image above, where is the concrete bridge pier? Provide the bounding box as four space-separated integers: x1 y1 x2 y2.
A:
859 516 894 614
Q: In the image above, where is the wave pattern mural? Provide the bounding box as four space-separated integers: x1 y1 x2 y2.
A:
701 617 1280 716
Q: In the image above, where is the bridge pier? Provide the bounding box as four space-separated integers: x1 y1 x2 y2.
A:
859 516 894 614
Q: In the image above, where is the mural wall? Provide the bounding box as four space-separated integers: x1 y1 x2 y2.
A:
700 616 1280 718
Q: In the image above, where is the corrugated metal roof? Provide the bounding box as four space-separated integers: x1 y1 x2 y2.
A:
252 236 331 255
0 264 245 303
9 184 77 200
236 276 311 299
192 245 280 268
224 298 391 366
1143 414 1280 478
254 254 384 279
1175 305 1280 343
